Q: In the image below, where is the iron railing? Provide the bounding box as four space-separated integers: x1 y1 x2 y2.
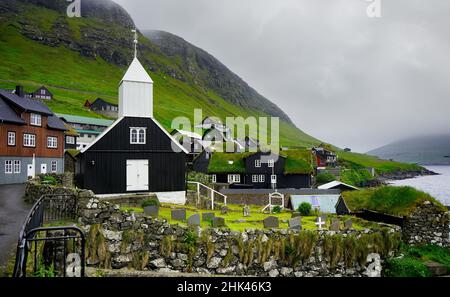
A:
12 194 85 277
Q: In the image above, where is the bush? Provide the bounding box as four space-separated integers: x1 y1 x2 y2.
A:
272 205 282 214
42 175 58 185
383 257 431 277
141 198 160 208
297 202 312 216
315 172 336 185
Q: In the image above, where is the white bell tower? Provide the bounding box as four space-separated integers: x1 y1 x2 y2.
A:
119 29 154 118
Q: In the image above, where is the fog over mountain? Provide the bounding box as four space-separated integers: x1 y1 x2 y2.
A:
115 0 450 152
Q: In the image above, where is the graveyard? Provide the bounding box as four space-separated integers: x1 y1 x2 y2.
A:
120 202 382 232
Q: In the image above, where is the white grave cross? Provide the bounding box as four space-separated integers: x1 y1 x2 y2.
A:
315 217 325 230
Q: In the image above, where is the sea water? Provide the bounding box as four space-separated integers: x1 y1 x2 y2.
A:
389 166 450 206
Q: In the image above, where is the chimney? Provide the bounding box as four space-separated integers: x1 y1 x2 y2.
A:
15 85 24 98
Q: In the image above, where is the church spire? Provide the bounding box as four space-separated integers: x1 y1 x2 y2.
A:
132 29 138 58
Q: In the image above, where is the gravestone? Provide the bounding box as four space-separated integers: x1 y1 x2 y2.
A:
187 214 200 226
263 216 279 229
320 214 328 222
212 217 226 228
330 219 340 231
143 205 159 217
291 212 301 218
288 217 302 230
171 209 186 221
344 219 353 230
221 205 229 215
315 216 325 230
202 212 215 221
243 205 250 217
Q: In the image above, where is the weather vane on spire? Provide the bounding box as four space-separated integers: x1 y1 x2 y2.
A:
131 29 138 58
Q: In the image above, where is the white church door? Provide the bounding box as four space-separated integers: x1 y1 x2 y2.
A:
126 160 149 192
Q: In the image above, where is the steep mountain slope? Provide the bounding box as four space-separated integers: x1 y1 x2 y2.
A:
144 30 292 123
0 0 320 147
368 135 450 165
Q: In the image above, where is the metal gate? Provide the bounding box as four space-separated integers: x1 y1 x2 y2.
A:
12 194 86 277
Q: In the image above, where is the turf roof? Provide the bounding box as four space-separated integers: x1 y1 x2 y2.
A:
342 186 447 217
207 149 314 175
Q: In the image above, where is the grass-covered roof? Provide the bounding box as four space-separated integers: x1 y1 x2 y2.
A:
207 149 314 175
280 149 314 175
342 186 447 216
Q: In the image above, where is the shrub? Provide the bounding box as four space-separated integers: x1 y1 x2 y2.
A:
383 258 431 277
141 198 159 208
42 175 58 185
315 172 336 185
297 202 312 216
272 205 282 214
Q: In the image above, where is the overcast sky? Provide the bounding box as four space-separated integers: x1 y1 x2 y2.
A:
114 0 450 152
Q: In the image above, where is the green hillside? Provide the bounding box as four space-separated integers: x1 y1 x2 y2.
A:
0 0 320 147
0 0 427 176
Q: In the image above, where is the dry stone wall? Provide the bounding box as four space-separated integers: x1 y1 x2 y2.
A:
77 195 401 277
402 201 449 247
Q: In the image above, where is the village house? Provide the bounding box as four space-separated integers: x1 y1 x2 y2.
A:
56 113 113 150
31 86 53 100
75 56 188 201
193 149 314 189
0 87 66 184
170 129 204 165
312 147 338 168
87 98 119 117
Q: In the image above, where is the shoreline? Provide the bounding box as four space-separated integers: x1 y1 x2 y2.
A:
375 168 439 185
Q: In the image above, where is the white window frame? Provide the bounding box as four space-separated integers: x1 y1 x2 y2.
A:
227 174 240 183
66 136 75 144
51 161 57 173
255 159 261 167
5 160 13 174
271 174 277 184
268 159 274 168
259 174 265 183
130 127 146 144
211 174 217 183
30 113 42 126
8 131 16 146
252 174 258 183
23 134 36 147
47 136 58 148
14 160 21 174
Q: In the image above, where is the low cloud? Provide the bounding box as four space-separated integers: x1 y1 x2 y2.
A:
115 0 450 152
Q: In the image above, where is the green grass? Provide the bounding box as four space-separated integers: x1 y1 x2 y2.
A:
337 151 423 174
384 244 450 277
342 186 447 216
280 149 314 174
207 152 253 174
207 149 314 174
122 203 376 232
0 2 321 147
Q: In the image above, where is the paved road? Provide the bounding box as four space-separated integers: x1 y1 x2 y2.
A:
0 184 30 267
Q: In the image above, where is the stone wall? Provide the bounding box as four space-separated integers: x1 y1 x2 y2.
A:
402 201 450 247
225 194 290 207
77 196 401 277
24 179 78 203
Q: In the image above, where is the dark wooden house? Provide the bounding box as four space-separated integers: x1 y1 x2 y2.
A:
32 86 53 100
76 57 188 199
193 150 313 189
90 98 118 112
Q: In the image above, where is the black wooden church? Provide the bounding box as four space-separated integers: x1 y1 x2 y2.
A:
76 53 188 199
